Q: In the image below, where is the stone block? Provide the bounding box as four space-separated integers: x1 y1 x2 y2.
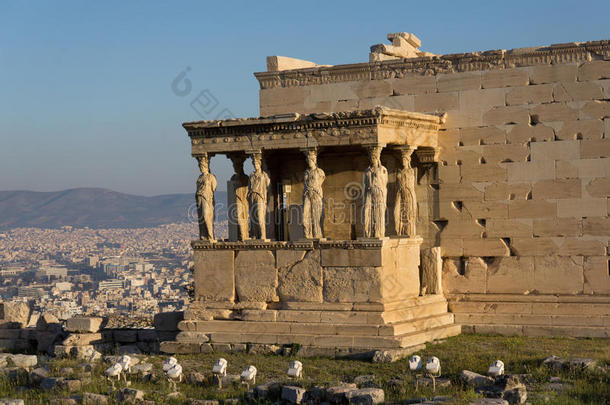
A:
556 120 603 141
506 84 553 105
392 75 436 95
487 257 535 294
278 250 322 302
564 158 610 178
276 250 306 268
464 201 508 219
530 64 577 84
440 238 463 257
482 68 529 88
484 183 531 201
459 88 506 112
194 250 235 302
113 329 137 343
530 140 580 161
506 124 554 144
234 250 278 303
584 256 610 294
240 310 277 322
511 238 558 256
553 82 603 101
532 179 581 199
358 95 414 111
558 238 606 256
320 248 382 267
486 219 533 238
421 246 443 295
463 239 510 257
460 126 506 146
153 311 184 331
509 200 557 218
580 139 610 158
308 82 359 103
345 387 385 404
414 92 458 112
585 177 610 199
578 61 610 81
62 333 102 346
533 218 581 237
460 164 507 182
583 217 610 236
437 72 481 92
281 386 306 404
557 198 606 218
580 100 610 120
507 156 556 183
65 317 103 333
476 143 530 164
530 103 578 122
0 302 30 329
533 256 584 294
483 106 530 125
260 87 309 108
439 219 484 238
351 80 393 99
442 257 486 294
438 183 484 202
323 267 382 303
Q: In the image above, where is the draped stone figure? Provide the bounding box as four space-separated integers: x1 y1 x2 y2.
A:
195 154 217 240
394 148 417 237
229 154 249 241
248 152 270 239
363 146 388 238
302 149 325 239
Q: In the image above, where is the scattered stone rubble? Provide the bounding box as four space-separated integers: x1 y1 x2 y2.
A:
0 344 607 404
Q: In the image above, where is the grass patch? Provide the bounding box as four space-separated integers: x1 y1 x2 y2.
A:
0 334 608 404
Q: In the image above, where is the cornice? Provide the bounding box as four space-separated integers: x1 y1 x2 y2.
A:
253 40 610 89
183 107 443 140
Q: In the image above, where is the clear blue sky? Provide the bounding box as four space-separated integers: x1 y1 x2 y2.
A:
1 0 608 195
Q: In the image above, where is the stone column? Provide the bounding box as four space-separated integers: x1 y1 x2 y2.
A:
362 145 388 239
301 148 325 239
393 146 417 237
247 151 271 240
195 153 217 241
227 153 249 241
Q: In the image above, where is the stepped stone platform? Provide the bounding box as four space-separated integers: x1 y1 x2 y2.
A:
163 295 460 356
161 239 461 357
449 294 610 338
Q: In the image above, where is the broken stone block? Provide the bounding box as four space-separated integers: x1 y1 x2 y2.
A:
82 392 110 405
461 370 494 388
281 386 306 404
325 384 358 403
0 302 30 329
116 388 145 403
345 388 385 404
65 317 103 333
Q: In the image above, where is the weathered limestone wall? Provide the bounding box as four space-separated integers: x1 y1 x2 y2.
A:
191 239 422 308
255 41 610 336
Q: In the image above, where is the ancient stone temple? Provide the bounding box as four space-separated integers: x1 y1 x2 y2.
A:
164 33 610 355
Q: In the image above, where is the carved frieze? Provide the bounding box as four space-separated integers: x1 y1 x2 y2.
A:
254 40 610 89
185 107 443 154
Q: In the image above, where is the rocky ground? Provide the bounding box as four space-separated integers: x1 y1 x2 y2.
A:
0 335 608 404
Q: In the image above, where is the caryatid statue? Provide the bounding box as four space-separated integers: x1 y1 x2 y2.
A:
229 154 249 241
247 152 270 239
195 154 217 240
363 146 388 238
302 148 325 239
394 148 417 237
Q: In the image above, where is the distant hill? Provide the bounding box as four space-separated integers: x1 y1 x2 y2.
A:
0 188 227 229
